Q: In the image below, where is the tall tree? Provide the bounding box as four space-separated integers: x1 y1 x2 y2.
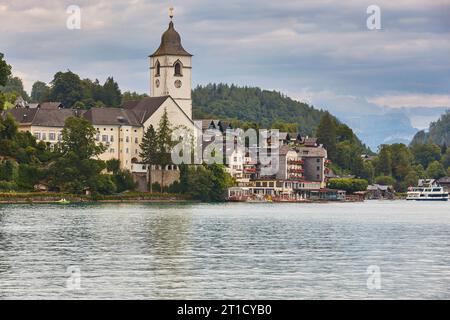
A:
0 76 29 101
0 53 11 87
60 117 106 159
156 108 175 192
316 112 337 160
49 116 108 193
48 70 84 107
30 81 50 103
139 125 158 193
102 77 122 107
375 145 392 177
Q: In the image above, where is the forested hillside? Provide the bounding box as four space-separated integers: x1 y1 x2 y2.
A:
192 84 326 136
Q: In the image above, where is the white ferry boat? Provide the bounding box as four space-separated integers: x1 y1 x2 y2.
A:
406 185 449 201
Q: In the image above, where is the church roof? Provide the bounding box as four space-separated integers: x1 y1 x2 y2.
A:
150 21 192 57
82 108 141 126
122 96 170 123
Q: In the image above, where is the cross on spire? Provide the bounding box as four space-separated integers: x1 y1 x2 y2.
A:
169 7 174 20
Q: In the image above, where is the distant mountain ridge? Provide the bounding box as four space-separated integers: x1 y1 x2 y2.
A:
411 110 450 146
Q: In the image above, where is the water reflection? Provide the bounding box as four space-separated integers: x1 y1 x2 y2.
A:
0 201 449 299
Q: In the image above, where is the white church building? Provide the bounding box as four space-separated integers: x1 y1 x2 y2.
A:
7 16 194 177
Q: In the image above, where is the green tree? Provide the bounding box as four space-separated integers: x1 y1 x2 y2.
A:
411 143 441 168
374 175 396 186
113 169 136 193
122 91 148 102
316 112 337 160
179 164 234 201
0 159 18 181
156 108 175 192
102 77 122 107
60 116 106 159
49 117 107 193
0 53 11 87
106 159 121 174
360 161 375 184
139 125 158 193
441 147 450 169
327 178 368 194
426 161 446 179
375 145 392 177
48 70 84 107
1 76 30 101
30 81 50 103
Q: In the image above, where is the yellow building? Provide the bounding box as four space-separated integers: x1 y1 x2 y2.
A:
5 17 194 173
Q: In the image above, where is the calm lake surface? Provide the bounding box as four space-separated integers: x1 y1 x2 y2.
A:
0 201 449 299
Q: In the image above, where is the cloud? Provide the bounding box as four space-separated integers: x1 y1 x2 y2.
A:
0 0 449 108
369 94 450 108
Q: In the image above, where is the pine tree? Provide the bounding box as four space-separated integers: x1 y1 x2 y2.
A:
316 112 337 160
156 108 175 192
139 125 157 193
102 77 122 107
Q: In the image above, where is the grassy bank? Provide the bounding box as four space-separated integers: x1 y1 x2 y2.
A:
0 191 192 204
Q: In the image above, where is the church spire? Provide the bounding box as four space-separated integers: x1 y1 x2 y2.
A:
149 8 192 57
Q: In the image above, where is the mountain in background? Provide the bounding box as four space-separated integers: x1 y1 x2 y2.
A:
411 110 450 146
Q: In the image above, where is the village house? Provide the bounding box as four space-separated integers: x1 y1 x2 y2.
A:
5 17 195 190
3 14 332 198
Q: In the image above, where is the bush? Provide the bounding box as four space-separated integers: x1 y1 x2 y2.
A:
327 178 368 194
114 169 136 193
0 181 18 191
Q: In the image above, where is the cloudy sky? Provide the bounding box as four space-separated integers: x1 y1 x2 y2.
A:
1 0 449 116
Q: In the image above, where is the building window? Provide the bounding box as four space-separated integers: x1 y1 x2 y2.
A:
102 135 108 142
49 132 56 141
126 148 129 154
110 135 114 142
58 133 62 141
34 132 41 140
110 148 115 153
42 133 47 140
317 166 320 171
155 60 160 77
126 136 129 143
135 137 138 144
174 61 182 76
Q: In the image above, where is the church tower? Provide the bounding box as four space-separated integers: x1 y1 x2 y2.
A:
149 10 193 119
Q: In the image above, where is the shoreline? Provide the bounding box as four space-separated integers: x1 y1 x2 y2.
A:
0 192 193 204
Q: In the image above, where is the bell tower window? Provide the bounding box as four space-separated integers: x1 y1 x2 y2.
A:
174 61 182 76
155 60 161 77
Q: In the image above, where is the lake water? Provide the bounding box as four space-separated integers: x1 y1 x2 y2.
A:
0 201 449 299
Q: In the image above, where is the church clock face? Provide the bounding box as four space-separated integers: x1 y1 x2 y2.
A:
174 80 182 88
155 79 160 88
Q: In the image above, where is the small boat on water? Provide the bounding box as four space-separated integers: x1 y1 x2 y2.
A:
57 198 71 204
406 184 449 201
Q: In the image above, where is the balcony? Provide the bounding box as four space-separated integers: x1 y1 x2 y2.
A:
288 159 304 165
288 168 304 174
